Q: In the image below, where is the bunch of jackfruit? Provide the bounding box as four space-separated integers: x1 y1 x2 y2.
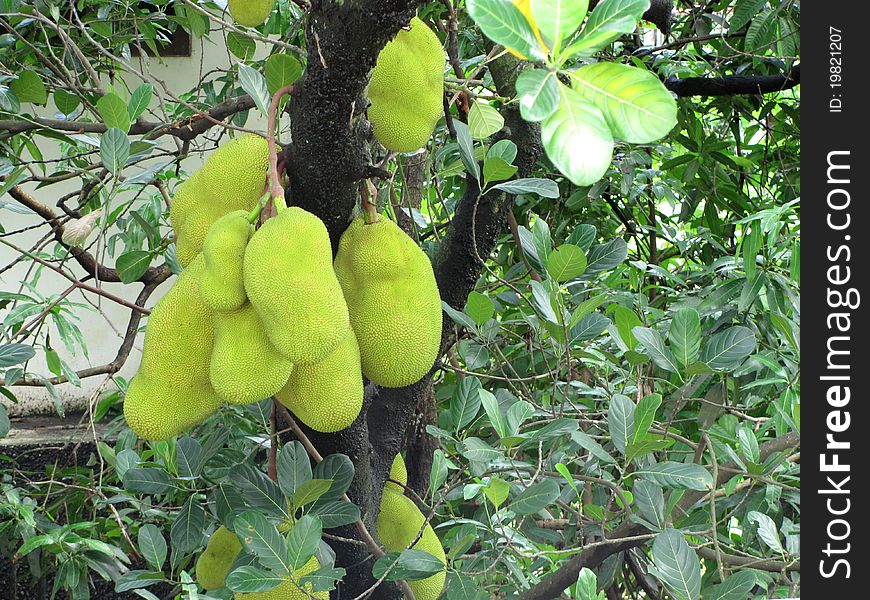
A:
368 17 446 153
124 133 443 441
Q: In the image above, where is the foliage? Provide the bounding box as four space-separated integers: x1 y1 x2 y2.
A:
0 0 799 599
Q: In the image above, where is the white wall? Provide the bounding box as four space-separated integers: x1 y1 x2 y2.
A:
2 25 272 416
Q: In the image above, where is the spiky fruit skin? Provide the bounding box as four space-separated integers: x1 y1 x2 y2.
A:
377 488 446 600
367 17 445 152
334 217 442 388
227 0 275 27
196 526 242 590
201 211 252 312
385 453 408 492
244 207 349 365
275 329 363 433
235 557 327 600
210 303 294 405
170 134 268 267
124 255 223 440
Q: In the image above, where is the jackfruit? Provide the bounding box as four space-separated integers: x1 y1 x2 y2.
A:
196 525 242 590
124 255 223 441
385 453 408 492
227 0 275 28
275 328 363 433
507 0 549 59
170 134 268 267
244 206 349 365
334 216 442 388
200 210 252 313
367 17 445 152
210 303 294 405
377 486 446 600
235 557 327 600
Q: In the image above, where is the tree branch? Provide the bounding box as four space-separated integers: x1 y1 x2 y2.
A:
665 64 800 97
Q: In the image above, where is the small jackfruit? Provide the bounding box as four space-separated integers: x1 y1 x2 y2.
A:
244 207 349 365
124 255 223 441
377 487 446 600
200 210 252 313
196 525 242 590
235 557 327 600
210 303 294 405
275 328 363 433
170 134 268 267
367 17 445 152
227 0 275 27
507 0 549 59
385 453 408 492
334 216 442 388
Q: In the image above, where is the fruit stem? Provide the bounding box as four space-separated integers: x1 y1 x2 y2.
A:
267 84 297 213
360 179 379 224
246 192 270 224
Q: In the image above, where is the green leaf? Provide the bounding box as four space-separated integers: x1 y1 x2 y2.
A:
701 571 758 600
298 566 346 593
701 326 757 370
575 567 605 600
479 389 508 439
465 291 495 325
483 477 510 508
493 177 560 198
372 549 445 581
278 441 313 499
11 70 47 105
0 343 35 368
113 570 165 592
565 0 650 57
668 308 701 369
123 467 172 494
487 139 518 164
230 463 288 519
607 394 634 454
225 566 284 593
313 453 355 500
510 479 560 515
442 301 479 333
730 0 768 31
116 250 151 284
547 244 587 281
462 437 503 463
286 515 322 571
97 93 131 132
176 436 202 478
467 0 546 61
265 54 303 95
531 0 590 52
632 393 661 441
650 529 701 600
238 63 270 114
308 499 360 528
632 327 680 373
636 462 713 491
128 84 153 121
451 376 483 431
747 511 784 553
227 32 257 59
290 479 332 508
625 437 673 464
571 431 616 464
137 524 167 570
468 101 505 138
632 480 665 529
53 89 81 115
483 156 519 184
541 83 613 186
429 449 449 497
0 405 9 439
454 120 480 181
170 497 206 553
570 62 677 144
233 510 290 574
583 238 627 276
100 128 131 177
515 68 560 122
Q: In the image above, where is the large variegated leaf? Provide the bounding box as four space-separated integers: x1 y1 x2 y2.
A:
564 0 650 57
530 0 590 51
571 63 677 144
467 0 545 61
541 82 613 185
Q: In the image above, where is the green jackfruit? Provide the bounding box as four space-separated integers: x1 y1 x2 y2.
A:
201 210 252 313
377 487 446 600
275 328 363 433
334 216 442 388
195 525 242 590
124 255 223 441
235 557 327 600
170 134 268 267
368 17 445 152
385 453 408 492
244 207 349 365
210 303 294 405
227 0 275 27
